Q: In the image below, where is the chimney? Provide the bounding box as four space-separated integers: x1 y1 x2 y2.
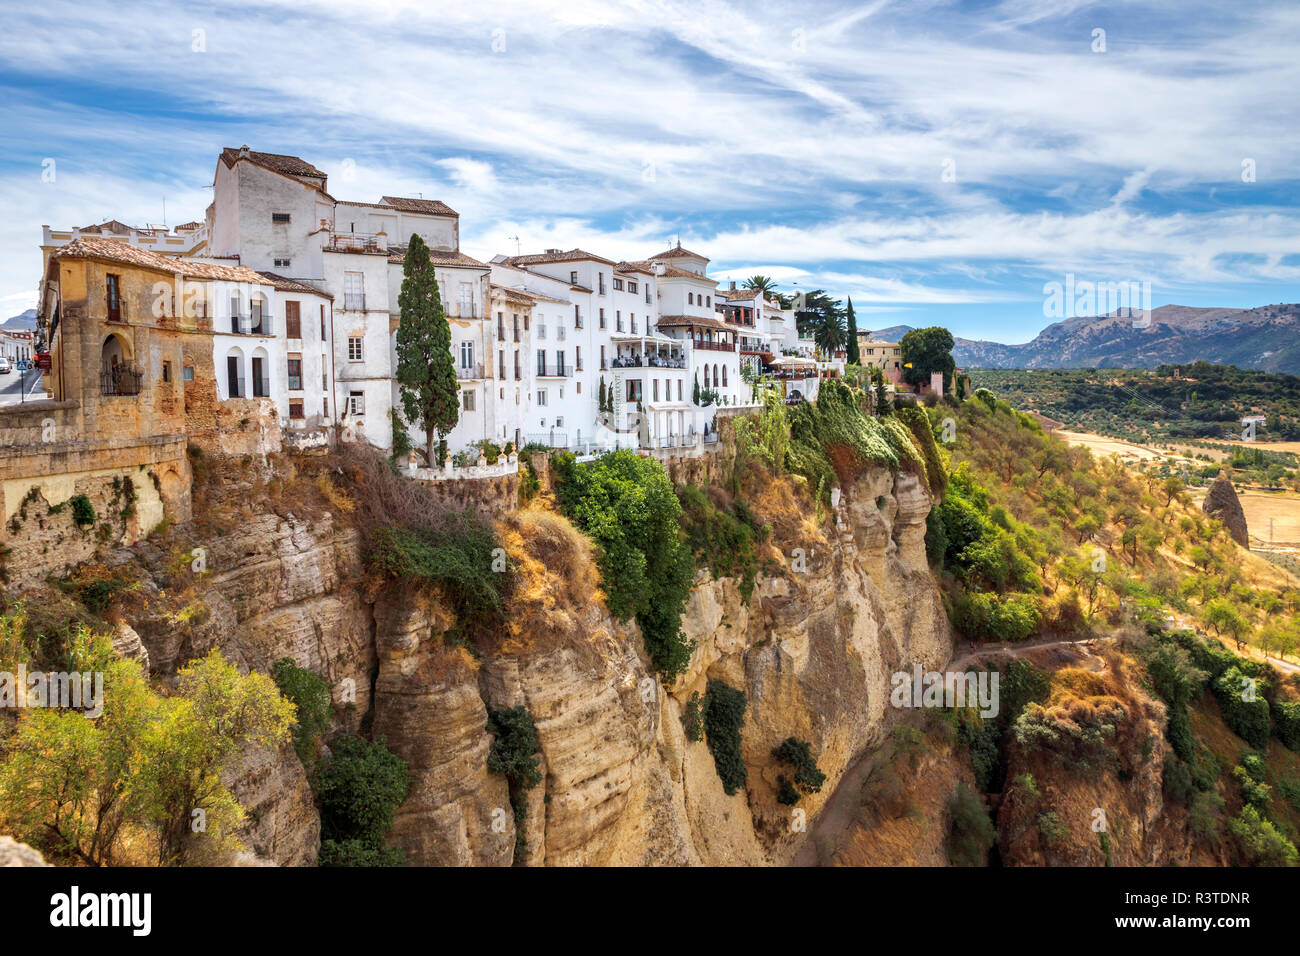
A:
730 280 735 291
239 145 250 158
545 248 560 254
376 229 388 251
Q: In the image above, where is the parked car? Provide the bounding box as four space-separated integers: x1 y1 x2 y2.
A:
0 357 12 374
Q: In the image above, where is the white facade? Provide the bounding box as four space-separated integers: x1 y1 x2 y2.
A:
0 329 34 364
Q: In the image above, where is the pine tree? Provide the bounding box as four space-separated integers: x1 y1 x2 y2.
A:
395 233 459 464
845 296 860 365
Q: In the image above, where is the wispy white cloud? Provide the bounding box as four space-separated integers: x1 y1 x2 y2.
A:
0 0 1295 326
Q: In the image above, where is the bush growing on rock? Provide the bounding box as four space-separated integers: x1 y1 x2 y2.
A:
316 733 410 867
704 680 748 796
552 449 695 680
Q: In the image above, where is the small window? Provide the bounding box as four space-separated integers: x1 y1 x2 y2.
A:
323 397 329 417
285 301 301 338
106 273 122 321
349 391 365 416
289 399 304 420
320 305 326 339
162 361 172 383
628 281 638 294
537 388 548 407
462 390 475 411
287 354 303 391
556 416 564 427
272 212 291 224
570 271 578 285
183 365 195 381
612 278 623 291
274 258 291 268
688 292 694 305
348 336 363 361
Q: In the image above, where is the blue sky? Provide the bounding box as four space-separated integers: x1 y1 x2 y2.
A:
1 0 1297 343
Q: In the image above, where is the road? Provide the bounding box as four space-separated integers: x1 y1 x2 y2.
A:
0 368 46 406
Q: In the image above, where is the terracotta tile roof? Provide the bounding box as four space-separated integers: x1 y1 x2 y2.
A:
257 272 333 298
646 242 708 262
380 196 458 217
174 221 204 232
490 284 569 306
655 314 734 333
614 261 656 276
78 219 136 235
221 147 326 179
54 236 267 284
504 248 617 267
653 264 717 283
719 286 761 300
387 243 488 269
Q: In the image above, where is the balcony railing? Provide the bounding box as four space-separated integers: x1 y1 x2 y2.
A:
253 377 271 398
612 355 686 369
537 326 547 340
101 363 143 396
536 363 571 377
328 233 387 254
457 363 484 380
693 339 735 352
343 294 367 311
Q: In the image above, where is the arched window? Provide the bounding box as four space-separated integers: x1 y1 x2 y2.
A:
722 366 728 387
225 347 245 398
713 364 719 389
100 333 139 395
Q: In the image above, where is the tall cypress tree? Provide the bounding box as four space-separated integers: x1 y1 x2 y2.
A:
845 296 860 365
396 233 459 464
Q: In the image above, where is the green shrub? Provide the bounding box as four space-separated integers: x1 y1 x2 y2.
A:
367 511 505 623
946 783 995 866
704 679 748 796
553 450 695 679
682 691 704 743
1273 700 1300 751
1213 666 1271 750
272 658 333 766
771 737 826 804
1227 806 1298 866
676 485 765 602
315 734 410 867
487 705 542 860
69 494 96 528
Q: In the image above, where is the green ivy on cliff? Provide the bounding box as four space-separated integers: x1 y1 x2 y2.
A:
552 449 695 680
487 705 543 863
704 679 748 796
316 733 410 867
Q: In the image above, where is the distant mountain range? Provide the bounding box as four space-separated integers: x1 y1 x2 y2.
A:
868 304 1300 374
2 309 37 330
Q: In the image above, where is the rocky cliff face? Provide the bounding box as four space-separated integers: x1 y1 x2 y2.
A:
115 460 949 866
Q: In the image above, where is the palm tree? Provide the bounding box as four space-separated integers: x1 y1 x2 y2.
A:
743 275 777 297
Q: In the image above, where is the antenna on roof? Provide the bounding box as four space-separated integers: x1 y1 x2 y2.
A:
508 234 521 255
